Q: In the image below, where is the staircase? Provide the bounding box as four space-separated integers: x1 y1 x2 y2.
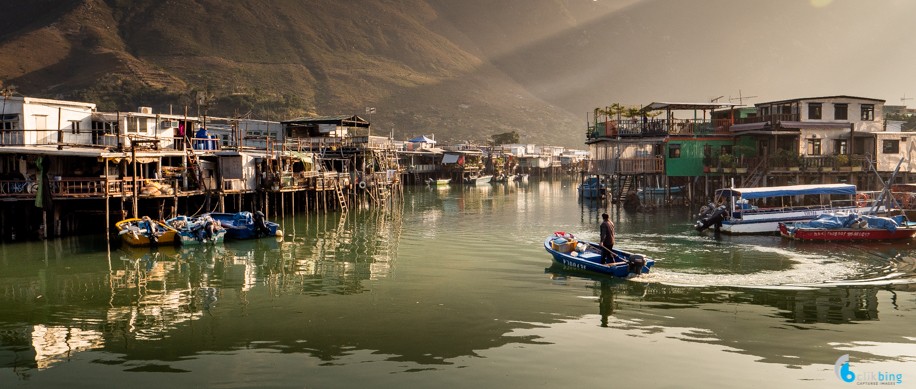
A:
615 174 634 203
740 158 767 188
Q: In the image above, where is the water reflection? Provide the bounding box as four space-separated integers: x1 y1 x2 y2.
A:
1 178 915 386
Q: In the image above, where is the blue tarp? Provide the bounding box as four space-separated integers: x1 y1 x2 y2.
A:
862 215 898 232
716 184 856 200
408 135 436 144
806 213 859 229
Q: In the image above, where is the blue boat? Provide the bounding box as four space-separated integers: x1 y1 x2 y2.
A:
543 233 654 277
578 177 606 199
165 215 227 245
208 212 282 240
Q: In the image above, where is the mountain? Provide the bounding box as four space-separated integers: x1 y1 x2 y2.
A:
0 0 589 147
2 1 915 149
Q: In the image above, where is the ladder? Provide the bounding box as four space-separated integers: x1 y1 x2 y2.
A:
334 177 348 212
316 155 348 212
184 137 208 192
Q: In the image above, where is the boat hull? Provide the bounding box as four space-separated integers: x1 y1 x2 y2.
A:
778 222 916 241
543 236 654 277
719 205 875 235
115 218 180 247
208 212 281 240
166 216 227 245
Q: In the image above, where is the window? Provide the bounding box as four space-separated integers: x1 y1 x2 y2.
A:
1 118 17 130
668 144 681 158
834 139 848 155
807 139 821 155
883 139 899 154
861 104 875 121
808 103 822 120
70 120 81 134
834 103 848 120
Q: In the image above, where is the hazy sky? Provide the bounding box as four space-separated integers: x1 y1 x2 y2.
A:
473 0 916 113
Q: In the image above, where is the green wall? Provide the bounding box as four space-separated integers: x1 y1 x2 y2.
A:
665 139 734 177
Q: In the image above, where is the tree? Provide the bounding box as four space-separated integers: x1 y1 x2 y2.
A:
490 131 519 145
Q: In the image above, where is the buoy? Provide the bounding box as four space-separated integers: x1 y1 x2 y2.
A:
359 181 367 189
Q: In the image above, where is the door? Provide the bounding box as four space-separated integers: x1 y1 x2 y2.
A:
34 115 48 144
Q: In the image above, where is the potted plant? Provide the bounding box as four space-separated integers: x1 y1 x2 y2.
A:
734 145 753 174
788 153 803 172
836 154 851 172
719 153 736 173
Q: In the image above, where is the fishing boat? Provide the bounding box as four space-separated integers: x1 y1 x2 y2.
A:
778 213 916 241
165 215 226 245
694 184 881 235
426 177 451 186
578 177 607 199
638 185 684 196
490 174 511 183
543 232 654 277
208 211 282 240
465 174 493 185
115 217 180 247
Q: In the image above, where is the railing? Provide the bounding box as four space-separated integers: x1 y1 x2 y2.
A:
617 157 664 174
588 118 732 140
735 113 799 124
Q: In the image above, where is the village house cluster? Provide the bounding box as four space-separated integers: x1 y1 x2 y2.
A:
0 95 587 241
584 95 916 203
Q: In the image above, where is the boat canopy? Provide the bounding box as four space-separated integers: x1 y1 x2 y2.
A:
716 184 856 199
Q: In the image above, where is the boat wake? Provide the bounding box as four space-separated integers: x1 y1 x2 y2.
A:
621 232 916 289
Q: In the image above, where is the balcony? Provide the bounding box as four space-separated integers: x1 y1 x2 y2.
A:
587 118 732 140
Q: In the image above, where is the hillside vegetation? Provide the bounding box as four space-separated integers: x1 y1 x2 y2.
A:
0 0 586 147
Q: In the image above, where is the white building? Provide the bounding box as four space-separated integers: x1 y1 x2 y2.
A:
0 96 95 146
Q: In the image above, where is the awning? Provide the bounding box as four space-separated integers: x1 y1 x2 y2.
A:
730 122 770 132
779 121 851 129
716 184 856 199
0 114 17 121
442 154 460 164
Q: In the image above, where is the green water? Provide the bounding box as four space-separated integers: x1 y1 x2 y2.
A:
2 179 915 388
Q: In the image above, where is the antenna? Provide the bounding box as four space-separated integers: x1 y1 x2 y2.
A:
729 89 757 105
710 96 725 103
902 94 913 107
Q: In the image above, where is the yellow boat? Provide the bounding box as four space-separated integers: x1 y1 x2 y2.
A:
115 217 180 247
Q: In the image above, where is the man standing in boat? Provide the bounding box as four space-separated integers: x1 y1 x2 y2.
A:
599 213 616 264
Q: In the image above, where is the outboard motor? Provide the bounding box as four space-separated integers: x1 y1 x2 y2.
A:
628 254 647 275
694 205 727 232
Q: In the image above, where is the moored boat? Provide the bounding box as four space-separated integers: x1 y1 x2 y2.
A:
465 174 493 185
208 211 282 240
166 215 226 245
115 217 180 247
543 232 654 277
778 213 916 241
426 178 451 186
695 184 882 235
578 177 606 199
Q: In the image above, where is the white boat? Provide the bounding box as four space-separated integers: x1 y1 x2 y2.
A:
695 184 882 235
426 178 451 186
465 174 493 185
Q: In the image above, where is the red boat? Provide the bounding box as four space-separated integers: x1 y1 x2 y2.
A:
778 213 916 241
